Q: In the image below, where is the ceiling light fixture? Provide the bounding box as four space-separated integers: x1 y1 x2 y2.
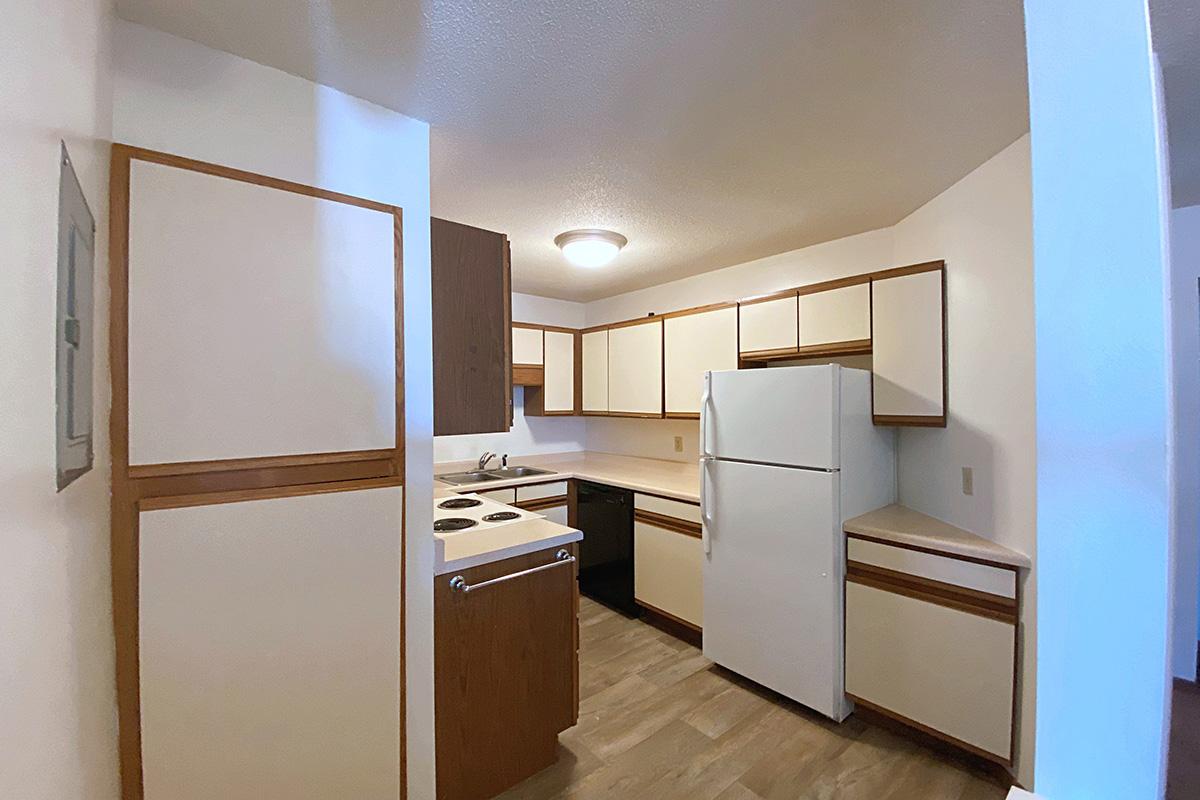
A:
554 229 628 268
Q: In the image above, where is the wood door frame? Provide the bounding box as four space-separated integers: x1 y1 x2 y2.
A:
109 144 407 800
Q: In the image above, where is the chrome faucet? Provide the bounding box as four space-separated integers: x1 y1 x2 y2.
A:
477 451 497 470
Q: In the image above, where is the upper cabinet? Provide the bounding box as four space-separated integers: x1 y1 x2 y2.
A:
664 305 738 417
511 324 545 387
798 279 871 354
525 328 578 416
607 320 663 417
738 292 799 359
870 262 947 426
581 330 610 414
122 152 400 467
432 217 512 436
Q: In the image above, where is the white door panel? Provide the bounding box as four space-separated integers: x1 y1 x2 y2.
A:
702 459 844 718
581 330 609 412
707 365 838 469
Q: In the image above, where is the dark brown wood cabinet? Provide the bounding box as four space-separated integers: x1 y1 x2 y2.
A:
431 217 512 435
435 544 580 800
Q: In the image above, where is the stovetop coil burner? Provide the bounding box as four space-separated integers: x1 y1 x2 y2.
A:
434 517 478 532
438 497 483 510
482 511 521 522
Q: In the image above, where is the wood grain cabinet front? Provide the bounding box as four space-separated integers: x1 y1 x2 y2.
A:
435 544 579 800
432 217 513 435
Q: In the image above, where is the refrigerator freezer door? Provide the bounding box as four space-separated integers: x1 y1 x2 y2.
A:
702 458 846 719
707 365 839 469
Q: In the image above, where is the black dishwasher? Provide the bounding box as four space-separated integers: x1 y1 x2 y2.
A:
576 481 638 615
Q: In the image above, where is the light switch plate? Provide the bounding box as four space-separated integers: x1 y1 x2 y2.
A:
961 466 974 496
673 436 684 453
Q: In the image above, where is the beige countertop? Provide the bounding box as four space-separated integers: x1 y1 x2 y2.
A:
435 517 582 576
435 451 701 502
844 503 1031 569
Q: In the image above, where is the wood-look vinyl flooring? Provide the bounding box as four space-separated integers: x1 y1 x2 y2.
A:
499 597 1010 800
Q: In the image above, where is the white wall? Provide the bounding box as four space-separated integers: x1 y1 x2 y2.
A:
1025 1 1172 796
0 2 120 799
573 135 1038 784
433 292 587 464
1169 203 1200 680
112 21 437 798
891 135 1037 786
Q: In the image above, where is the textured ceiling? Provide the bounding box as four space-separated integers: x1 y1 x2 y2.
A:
115 0 1030 301
1151 0 1200 208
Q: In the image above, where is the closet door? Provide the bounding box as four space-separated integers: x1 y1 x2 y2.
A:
871 262 947 425
581 329 609 413
139 486 404 800
664 305 738 416
124 155 399 468
607 320 663 416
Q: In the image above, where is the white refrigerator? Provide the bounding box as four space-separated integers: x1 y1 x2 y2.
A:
700 364 895 721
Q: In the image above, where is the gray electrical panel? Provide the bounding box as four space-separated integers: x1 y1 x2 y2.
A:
56 143 95 490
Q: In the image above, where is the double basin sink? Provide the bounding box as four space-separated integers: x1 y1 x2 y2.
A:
435 465 557 486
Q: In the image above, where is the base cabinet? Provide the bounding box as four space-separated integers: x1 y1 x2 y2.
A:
634 520 704 627
435 544 579 800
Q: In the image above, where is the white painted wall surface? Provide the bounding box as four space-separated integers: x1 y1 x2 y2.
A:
891 135 1036 786
433 292 586 464
0 2 120 798
1169 203 1200 680
1025 1 1172 796
113 21 436 797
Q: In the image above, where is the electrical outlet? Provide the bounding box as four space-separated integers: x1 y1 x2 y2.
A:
961 467 974 496
673 436 684 453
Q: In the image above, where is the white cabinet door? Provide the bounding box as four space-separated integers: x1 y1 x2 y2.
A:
512 326 544 365
738 294 798 355
126 159 397 466
608 321 663 415
846 581 1014 760
139 487 403 800
871 267 945 421
542 330 575 412
664 306 738 415
542 503 569 526
799 283 870 348
581 330 609 413
634 520 703 627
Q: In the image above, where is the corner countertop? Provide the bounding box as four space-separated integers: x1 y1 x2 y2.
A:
435 516 582 576
434 451 701 503
844 504 1031 569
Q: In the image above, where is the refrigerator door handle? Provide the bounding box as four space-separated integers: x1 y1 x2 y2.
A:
700 457 713 554
700 371 713 459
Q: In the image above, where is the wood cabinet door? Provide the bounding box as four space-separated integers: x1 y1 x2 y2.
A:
512 325 544 365
634 519 704 627
607 320 663 416
125 157 399 466
436 546 578 800
664 306 738 416
871 265 946 425
581 329 609 412
799 282 870 349
432 217 512 435
845 580 1014 761
738 294 799 357
138 487 404 800
542 330 576 412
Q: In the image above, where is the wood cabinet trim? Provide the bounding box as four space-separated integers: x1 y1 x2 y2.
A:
869 259 946 282
512 321 545 331
738 346 803 361
658 300 738 319
795 338 873 357
635 599 703 647
513 495 569 511
512 364 544 386
737 288 799 306
796 273 873 296
110 145 407 800
846 561 1016 623
845 531 1021 571
634 508 702 538
848 694 1013 769
664 412 701 420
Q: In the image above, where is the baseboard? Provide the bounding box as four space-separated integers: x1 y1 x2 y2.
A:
635 600 703 648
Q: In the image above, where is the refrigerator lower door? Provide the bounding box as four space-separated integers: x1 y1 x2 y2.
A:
702 458 848 720
706 365 839 469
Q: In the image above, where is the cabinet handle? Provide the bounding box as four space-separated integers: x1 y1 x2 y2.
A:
449 549 575 594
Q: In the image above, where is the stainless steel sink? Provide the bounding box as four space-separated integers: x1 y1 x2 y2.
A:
485 466 556 479
435 470 504 485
